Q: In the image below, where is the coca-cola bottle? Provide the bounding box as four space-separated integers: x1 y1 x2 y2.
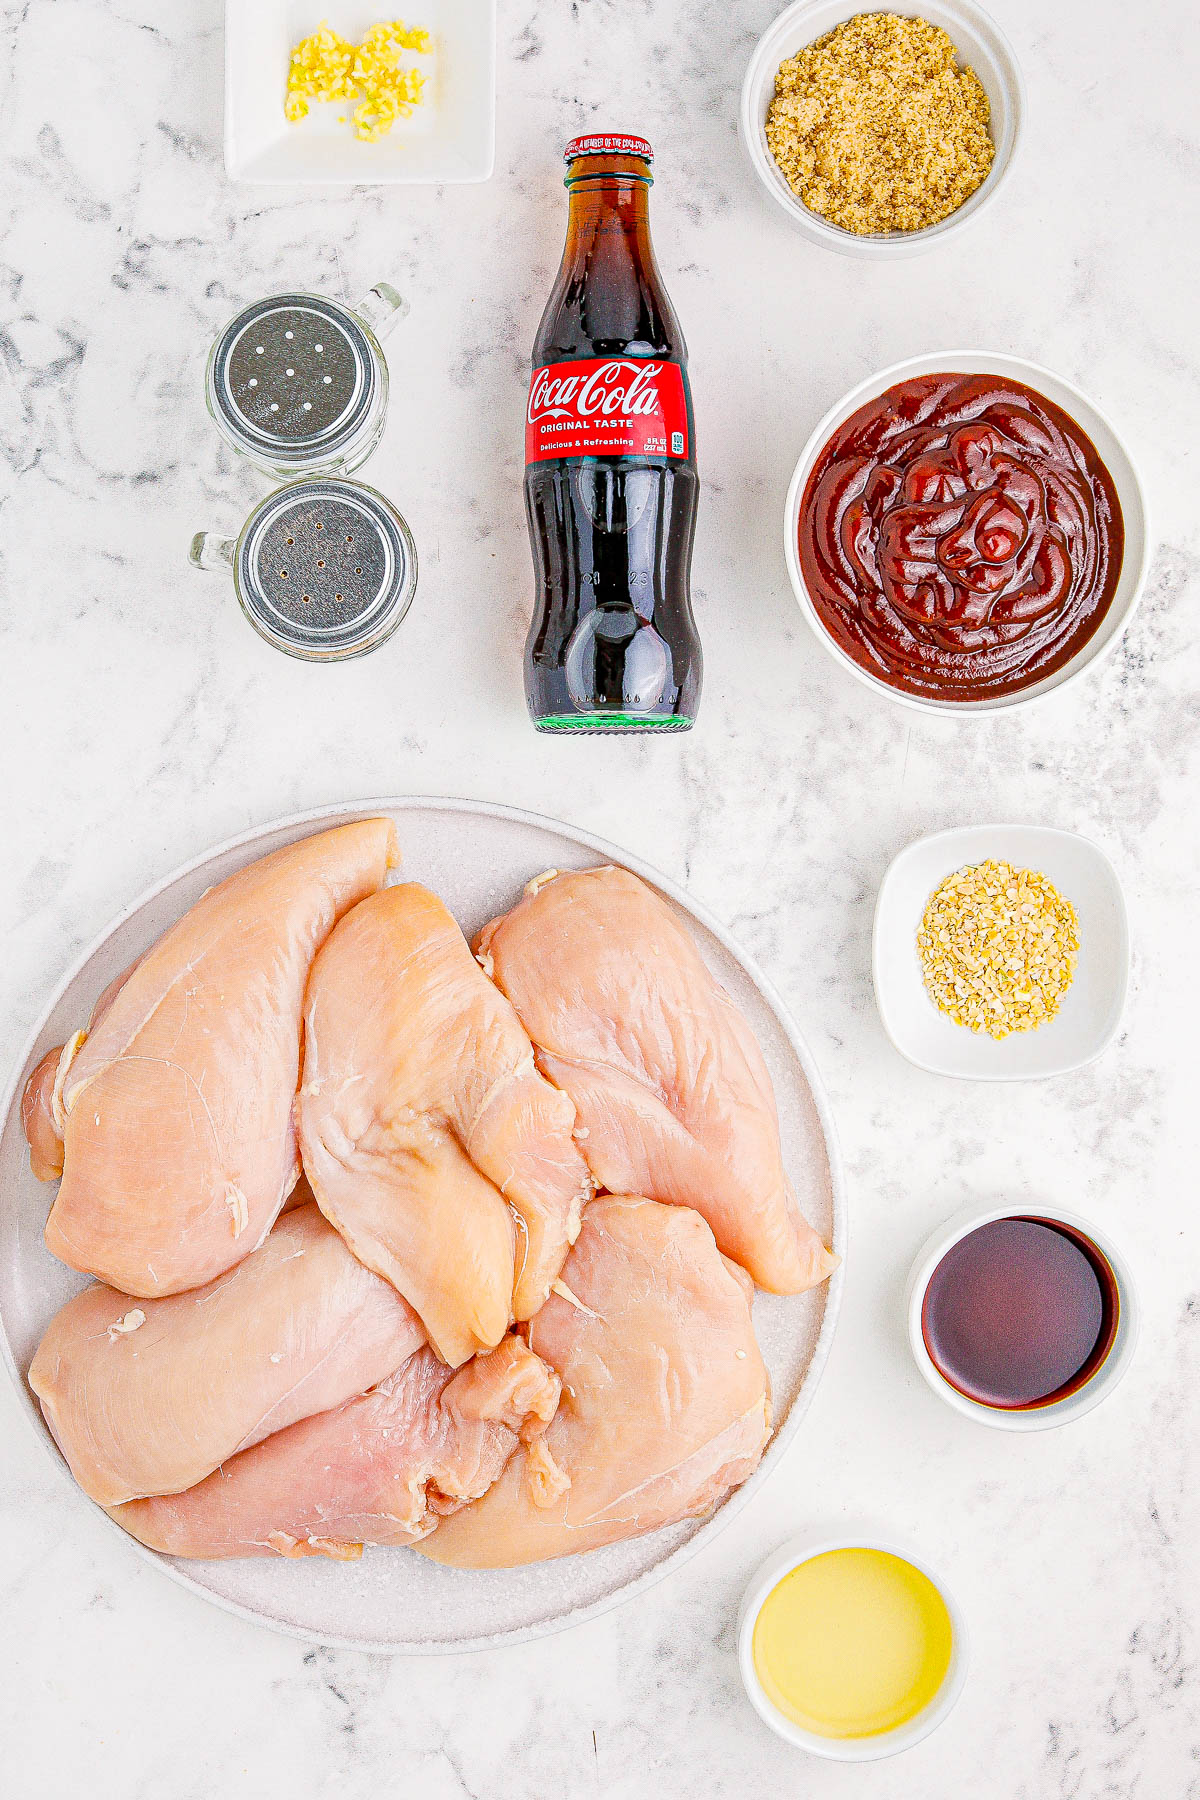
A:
524 134 702 732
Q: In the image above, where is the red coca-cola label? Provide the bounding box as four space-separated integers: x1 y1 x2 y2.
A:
525 358 690 463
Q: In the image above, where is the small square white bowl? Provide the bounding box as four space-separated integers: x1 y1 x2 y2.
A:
225 1 496 185
873 825 1130 1080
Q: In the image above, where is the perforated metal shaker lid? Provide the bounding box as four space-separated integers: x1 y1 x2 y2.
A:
207 293 385 470
232 478 416 662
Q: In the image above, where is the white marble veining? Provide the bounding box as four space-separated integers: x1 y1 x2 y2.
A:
1 0 1198 1793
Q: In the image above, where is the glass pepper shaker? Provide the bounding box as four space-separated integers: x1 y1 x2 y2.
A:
190 475 418 662
205 284 407 479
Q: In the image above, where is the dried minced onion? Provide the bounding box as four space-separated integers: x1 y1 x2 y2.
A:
917 860 1080 1039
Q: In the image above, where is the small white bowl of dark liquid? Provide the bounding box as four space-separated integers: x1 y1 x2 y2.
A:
906 1203 1139 1431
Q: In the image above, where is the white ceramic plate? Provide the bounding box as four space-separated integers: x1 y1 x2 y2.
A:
225 1 496 185
784 351 1150 713
0 799 844 1653
873 823 1130 1080
740 0 1024 259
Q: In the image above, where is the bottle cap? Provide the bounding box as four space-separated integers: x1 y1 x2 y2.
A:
564 134 653 164
234 478 416 662
207 294 383 474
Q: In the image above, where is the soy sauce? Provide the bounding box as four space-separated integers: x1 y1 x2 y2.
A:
921 1217 1119 1410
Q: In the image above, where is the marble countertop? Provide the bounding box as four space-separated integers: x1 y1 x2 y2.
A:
2 0 1198 1793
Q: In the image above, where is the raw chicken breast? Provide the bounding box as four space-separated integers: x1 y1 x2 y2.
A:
21 1046 64 1182
112 1336 561 1560
29 1204 423 1506
298 884 591 1366
21 958 143 1185
280 1170 318 1214
31 820 398 1297
418 1195 771 1568
476 867 836 1295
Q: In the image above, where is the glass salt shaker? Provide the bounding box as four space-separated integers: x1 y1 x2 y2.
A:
205 284 407 479
190 476 417 662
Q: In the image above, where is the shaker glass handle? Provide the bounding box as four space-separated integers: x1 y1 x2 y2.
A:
355 282 409 339
189 532 237 573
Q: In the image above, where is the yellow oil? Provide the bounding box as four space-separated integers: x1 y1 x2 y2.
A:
752 1548 954 1739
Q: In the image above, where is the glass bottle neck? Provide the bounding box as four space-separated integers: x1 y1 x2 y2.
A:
538 155 679 361
564 168 652 252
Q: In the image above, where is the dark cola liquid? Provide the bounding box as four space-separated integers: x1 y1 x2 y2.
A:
524 145 702 733
525 459 699 725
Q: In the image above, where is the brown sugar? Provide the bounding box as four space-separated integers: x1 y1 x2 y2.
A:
765 12 994 235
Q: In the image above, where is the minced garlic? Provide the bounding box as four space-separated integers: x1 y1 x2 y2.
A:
765 13 993 235
285 20 432 143
917 861 1080 1040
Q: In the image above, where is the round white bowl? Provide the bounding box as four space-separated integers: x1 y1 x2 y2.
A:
873 822 1130 1080
905 1203 1140 1430
740 0 1024 257
737 1534 969 1759
784 350 1150 714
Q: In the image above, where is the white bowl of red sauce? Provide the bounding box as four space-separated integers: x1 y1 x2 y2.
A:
784 352 1150 712
905 1203 1140 1430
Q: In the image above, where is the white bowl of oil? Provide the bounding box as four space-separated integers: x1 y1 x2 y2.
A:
737 1535 969 1759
